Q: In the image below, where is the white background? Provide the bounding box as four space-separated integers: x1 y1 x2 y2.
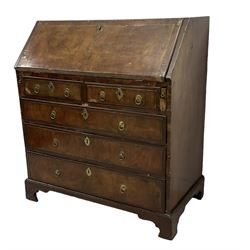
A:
0 0 250 249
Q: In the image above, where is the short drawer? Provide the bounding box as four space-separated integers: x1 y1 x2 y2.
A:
87 83 160 110
22 100 166 144
27 152 164 212
20 77 81 102
24 124 165 176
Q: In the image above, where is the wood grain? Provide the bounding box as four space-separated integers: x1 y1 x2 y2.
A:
15 19 182 81
86 83 160 111
24 123 165 177
21 99 166 143
166 17 209 211
27 152 165 212
16 17 209 240
19 77 82 103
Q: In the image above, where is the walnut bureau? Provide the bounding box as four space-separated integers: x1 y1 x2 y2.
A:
15 17 209 240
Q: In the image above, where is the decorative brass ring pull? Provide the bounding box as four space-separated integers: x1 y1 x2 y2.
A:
99 90 106 101
135 94 143 105
50 110 56 120
118 121 125 131
33 84 40 94
119 150 125 160
116 88 124 101
52 138 59 147
55 169 61 176
84 136 91 146
120 184 127 194
48 81 55 92
86 167 92 177
81 108 89 120
64 88 70 98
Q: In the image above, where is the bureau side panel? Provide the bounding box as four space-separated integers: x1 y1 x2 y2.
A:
167 17 209 211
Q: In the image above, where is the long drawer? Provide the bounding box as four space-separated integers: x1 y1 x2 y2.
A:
21 100 166 144
27 152 165 212
24 124 165 176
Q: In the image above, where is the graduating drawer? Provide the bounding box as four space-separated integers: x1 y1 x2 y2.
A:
24 124 165 176
21 100 166 144
27 152 165 212
20 77 81 102
86 83 160 111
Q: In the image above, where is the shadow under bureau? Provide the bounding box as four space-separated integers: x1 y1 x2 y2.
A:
15 17 209 240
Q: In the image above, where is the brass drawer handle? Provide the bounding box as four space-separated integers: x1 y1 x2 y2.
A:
99 90 106 101
135 94 143 105
119 150 125 160
55 169 61 176
86 167 92 177
64 88 70 98
52 138 59 147
50 110 56 120
33 84 40 94
48 81 55 92
116 88 124 101
120 184 127 194
118 121 125 131
84 136 91 146
81 108 89 120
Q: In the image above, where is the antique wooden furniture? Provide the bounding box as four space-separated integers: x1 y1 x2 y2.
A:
15 17 209 240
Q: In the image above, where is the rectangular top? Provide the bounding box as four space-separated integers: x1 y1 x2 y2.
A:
15 19 183 81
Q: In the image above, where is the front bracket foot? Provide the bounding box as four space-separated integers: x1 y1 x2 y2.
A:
138 212 179 240
25 179 49 202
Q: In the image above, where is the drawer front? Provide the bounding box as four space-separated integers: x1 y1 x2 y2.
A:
21 78 81 102
24 124 165 176
87 84 159 110
22 100 166 143
27 152 164 212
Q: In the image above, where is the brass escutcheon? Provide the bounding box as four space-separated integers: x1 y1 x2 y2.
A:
119 150 125 160
99 90 106 101
55 169 61 176
160 88 166 98
84 136 91 146
50 110 56 120
48 81 55 92
120 184 127 194
81 108 89 120
33 84 40 94
135 94 143 105
96 24 103 33
52 138 59 147
116 88 124 101
64 88 70 98
86 167 92 177
118 121 125 131
160 88 167 112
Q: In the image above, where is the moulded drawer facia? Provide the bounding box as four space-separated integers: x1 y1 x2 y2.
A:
24 124 165 176
87 84 160 110
20 78 82 102
27 152 165 212
21 100 166 144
